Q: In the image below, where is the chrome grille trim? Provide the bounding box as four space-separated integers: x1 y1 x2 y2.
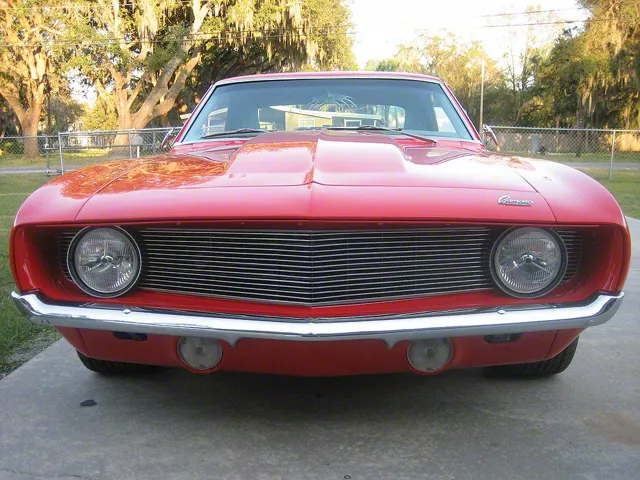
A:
58 226 585 305
58 231 77 281
136 227 496 305
556 229 583 283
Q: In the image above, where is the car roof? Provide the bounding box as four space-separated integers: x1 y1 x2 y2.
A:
214 71 443 86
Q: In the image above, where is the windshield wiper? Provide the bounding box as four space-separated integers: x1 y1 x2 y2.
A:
201 128 268 139
326 125 436 144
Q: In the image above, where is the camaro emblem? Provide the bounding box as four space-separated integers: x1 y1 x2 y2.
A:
498 195 533 207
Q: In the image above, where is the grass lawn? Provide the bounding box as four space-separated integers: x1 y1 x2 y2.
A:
505 151 640 164
579 168 640 218
0 167 637 377
0 149 125 169
0 174 60 376
0 153 50 168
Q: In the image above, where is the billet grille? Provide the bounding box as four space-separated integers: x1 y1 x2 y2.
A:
58 227 584 305
136 227 496 305
555 229 583 283
58 232 77 280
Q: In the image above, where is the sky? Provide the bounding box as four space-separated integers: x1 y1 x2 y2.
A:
350 0 589 67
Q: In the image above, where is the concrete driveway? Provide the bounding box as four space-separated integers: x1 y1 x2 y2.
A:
1 224 639 480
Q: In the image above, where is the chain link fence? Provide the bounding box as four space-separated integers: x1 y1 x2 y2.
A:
0 125 637 233
0 135 56 174
0 127 178 176
1 125 639 178
59 127 179 172
487 126 640 178
0 129 180 223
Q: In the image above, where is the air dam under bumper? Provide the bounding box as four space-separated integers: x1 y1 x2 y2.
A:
12 292 624 347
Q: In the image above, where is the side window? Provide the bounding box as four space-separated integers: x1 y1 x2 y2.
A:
201 108 227 136
387 106 406 129
434 106 456 133
258 107 284 131
427 87 472 138
298 118 316 128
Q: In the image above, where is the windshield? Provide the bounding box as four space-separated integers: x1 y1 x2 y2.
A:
181 78 473 143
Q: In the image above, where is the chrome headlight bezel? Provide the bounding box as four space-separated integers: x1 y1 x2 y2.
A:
490 227 568 299
67 226 142 298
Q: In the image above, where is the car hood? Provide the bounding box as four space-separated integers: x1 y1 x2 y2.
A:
119 130 535 190
15 131 625 226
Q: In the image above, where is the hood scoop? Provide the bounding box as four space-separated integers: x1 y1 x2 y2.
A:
160 131 535 191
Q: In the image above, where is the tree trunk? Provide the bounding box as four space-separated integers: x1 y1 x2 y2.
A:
113 113 133 147
22 117 40 159
575 95 584 157
159 113 171 127
1 87 45 159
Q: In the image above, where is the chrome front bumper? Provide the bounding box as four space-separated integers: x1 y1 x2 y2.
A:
11 292 624 347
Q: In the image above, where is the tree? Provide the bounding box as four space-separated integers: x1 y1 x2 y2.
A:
79 97 119 132
176 0 354 118
364 43 424 73
529 1 639 129
577 0 640 128
0 1 75 157
366 35 509 126
69 0 352 137
302 0 356 71
498 5 562 125
528 29 589 127
0 98 17 137
47 96 85 133
365 58 405 72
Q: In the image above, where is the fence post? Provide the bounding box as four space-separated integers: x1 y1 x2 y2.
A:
58 132 64 174
128 131 133 159
609 129 616 180
585 129 589 153
45 135 50 175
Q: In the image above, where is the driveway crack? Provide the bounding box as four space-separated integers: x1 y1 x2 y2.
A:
0 467 95 479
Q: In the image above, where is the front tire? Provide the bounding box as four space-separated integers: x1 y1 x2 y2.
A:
76 351 156 375
486 337 579 378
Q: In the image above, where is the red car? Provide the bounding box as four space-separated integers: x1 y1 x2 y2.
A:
11 72 629 378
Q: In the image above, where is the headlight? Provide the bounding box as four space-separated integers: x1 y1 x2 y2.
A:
69 227 141 297
491 227 567 298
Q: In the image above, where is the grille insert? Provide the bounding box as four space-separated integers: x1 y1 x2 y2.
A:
59 227 584 305
58 231 77 280
556 229 583 283
137 227 495 305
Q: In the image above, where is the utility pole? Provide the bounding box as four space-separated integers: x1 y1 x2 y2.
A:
47 94 52 135
479 57 485 132
46 75 52 135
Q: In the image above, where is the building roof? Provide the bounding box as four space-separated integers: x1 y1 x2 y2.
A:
269 105 383 120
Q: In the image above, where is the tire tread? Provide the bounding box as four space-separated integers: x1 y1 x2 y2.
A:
76 351 155 375
487 337 579 378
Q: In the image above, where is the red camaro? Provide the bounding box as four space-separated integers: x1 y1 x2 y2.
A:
11 72 629 378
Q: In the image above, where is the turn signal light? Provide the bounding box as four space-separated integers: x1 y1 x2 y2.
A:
407 338 453 373
177 337 223 372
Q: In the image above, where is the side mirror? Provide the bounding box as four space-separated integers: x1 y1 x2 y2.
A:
482 125 499 149
160 129 179 152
